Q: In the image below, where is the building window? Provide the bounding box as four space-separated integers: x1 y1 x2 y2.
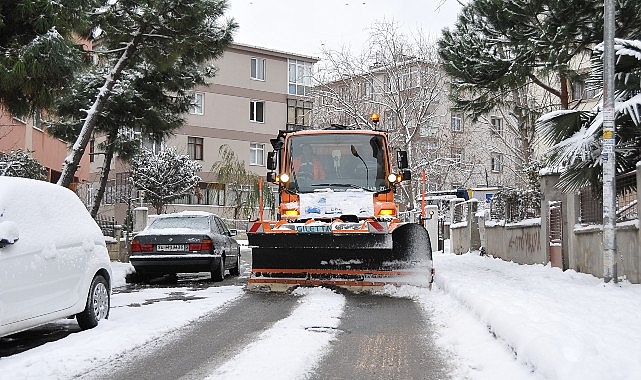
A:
491 116 503 135
251 57 265 80
288 59 312 96
420 122 437 137
89 139 95 163
571 80 585 100
250 143 265 166
188 137 204 160
399 66 419 91
491 152 503 172
384 112 396 130
189 92 204 115
143 136 162 155
287 99 313 126
451 148 464 165
451 112 463 132
250 100 264 123
571 79 596 100
362 80 373 99
426 140 438 151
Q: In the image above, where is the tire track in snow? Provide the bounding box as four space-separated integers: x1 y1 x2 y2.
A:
207 287 346 380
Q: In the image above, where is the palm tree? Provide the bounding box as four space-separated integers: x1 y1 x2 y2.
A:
537 38 641 194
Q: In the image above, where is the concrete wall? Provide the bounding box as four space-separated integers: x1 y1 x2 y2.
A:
451 164 641 283
569 224 639 283
485 222 545 265
450 199 480 254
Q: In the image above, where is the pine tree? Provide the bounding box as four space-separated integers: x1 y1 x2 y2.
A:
0 0 94 118
438 0 641 191
56 0 237 188
130 147 202 214
439 0 641 114
49 60 201 216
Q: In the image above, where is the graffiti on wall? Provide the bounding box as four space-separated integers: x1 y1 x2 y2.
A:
508 228 540 258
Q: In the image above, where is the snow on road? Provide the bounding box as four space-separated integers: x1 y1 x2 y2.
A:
3 248 640 380
207 287 346 379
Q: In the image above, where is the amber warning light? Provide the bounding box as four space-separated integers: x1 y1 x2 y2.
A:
371 113 380 124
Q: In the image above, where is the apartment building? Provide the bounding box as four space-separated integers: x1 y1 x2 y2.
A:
88 43 318 222
0 106 90 183
165 43 317 182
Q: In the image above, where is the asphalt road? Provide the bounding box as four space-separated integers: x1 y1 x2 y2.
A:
92 291 301 380
308 291 451 380
2 249 453 379
86 286 451 380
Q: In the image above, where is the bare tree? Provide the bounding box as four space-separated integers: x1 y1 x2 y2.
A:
312 21 450 210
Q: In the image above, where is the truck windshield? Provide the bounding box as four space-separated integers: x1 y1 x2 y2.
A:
286 133 389 193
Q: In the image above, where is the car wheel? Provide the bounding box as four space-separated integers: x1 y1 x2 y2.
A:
125 269 146 284
229 254 240 276
211 257 225 282
77 275 110 330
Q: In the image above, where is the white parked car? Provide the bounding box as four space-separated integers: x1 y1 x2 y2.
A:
0 177 112 338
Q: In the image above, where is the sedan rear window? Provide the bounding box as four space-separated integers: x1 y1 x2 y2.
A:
149 216 210 230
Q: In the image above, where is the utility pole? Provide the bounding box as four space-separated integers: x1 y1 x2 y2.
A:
602 0 617 283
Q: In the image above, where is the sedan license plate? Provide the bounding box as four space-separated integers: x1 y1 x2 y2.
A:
156 244 188 252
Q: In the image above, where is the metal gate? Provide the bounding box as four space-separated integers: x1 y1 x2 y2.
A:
438 217 445 252
548 201 563 269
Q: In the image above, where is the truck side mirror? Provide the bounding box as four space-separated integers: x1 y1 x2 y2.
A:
401 169 412 181
397 151 409 169
267 151 277 170
270 136 285 150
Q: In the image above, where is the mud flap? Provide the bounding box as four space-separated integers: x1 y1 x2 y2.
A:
392 223 433 263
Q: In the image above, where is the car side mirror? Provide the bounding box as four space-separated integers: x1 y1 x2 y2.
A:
267 151 277 170
397 150 409 169
0 221 19 248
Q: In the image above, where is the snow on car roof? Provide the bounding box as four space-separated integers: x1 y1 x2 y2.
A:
153 210 215 218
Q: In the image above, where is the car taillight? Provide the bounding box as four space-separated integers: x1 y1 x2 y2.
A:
131 240 153 252
189 238 213 251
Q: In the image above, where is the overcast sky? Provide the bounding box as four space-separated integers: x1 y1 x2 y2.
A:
226 0 463 58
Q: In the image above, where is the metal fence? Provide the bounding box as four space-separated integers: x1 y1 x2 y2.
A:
452 200 472 224
579 169 637 224
95 215 117 237
222 218 250 232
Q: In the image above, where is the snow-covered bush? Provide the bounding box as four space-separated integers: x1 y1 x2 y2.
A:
130 147 201 214
0 150 46 180
490 188 541 222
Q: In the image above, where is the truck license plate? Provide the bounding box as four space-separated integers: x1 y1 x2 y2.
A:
296 225 331 233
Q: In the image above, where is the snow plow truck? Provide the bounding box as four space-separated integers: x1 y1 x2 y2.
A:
246 123 434 292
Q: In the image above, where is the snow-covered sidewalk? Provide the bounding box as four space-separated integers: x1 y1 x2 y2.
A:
431 249 641 380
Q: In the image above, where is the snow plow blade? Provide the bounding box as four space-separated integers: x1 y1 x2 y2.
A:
247 222 434 293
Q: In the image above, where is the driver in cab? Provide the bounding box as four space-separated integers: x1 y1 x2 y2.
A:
293 144 326 182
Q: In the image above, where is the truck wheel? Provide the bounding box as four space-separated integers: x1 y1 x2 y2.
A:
77 275 110 330
211 257 225 282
